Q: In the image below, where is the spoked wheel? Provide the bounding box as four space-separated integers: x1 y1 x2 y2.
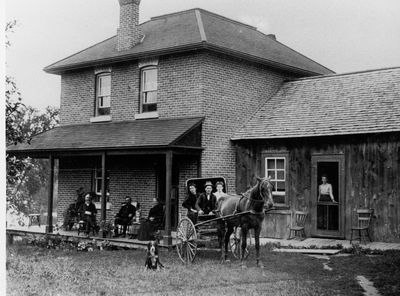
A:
176 218 197 263
230 227 251 259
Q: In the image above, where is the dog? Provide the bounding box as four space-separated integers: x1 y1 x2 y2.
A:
145 241 164 270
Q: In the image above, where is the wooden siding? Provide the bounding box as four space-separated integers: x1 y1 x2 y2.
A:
235 132 400 242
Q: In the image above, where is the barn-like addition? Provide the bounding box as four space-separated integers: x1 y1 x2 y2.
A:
233 68 400 242
7 0 399 245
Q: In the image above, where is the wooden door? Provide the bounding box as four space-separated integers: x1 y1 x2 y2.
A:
311 154 345 238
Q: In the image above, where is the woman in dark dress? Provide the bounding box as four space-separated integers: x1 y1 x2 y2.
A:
182 182 199 224
138 198 164 241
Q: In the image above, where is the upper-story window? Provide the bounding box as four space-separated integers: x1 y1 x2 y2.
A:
96 73 111 116
140 66 158 113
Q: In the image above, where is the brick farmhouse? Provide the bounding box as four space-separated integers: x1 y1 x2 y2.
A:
7 0 400 244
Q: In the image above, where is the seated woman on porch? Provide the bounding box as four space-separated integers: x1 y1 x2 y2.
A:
63 187 87 231
80 193 98 236
318 175 337 203
138 198 165 241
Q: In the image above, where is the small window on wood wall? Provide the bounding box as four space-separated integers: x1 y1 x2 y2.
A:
262 152 289 205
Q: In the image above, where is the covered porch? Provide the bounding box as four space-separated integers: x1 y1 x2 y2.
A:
6 117 204 247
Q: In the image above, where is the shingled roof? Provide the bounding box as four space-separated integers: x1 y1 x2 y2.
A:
232 67 400 140
7 117 203 154
44 8 333 76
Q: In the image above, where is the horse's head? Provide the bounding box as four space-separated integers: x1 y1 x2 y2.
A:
257 177 274 210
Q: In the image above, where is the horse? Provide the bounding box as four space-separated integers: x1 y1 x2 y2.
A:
217 177 274 268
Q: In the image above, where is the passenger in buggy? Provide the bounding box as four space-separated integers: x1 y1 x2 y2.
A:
214 181 227 201
196 181 217 216
182 182 199 224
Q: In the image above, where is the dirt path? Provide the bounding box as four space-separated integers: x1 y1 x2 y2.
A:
356 275 381 296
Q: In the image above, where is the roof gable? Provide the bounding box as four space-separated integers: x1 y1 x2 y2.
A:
232 67 400 140
44 9 333 76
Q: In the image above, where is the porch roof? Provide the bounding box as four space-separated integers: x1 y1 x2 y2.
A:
7 117 204 155
232 67 400 140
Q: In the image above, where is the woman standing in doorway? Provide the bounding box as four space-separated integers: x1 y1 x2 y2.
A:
318 175 337 203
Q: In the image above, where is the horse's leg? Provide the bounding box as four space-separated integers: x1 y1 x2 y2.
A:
218 221 225 263
240 225 248 268
224 225 234 262
254 225 264 268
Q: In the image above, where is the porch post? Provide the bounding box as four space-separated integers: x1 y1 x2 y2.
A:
163 150 173 246
197 155 201 178
99 152 107 237
45 155 54 233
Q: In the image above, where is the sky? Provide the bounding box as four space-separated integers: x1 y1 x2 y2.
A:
5 0 400 111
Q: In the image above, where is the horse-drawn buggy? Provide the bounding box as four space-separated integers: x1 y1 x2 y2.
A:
175 176 274 267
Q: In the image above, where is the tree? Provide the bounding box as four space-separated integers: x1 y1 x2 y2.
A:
7 106 60 212
6 20 28 192
6 21 60 214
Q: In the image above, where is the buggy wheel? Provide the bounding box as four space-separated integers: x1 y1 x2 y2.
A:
230 227 251 259
176 218 197 263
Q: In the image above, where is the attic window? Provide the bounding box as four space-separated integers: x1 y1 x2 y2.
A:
140 66 157 113
96 73 111 116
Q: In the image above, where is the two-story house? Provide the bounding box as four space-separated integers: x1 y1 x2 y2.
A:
21 0 400 245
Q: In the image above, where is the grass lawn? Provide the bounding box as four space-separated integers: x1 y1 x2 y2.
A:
6 243 400 296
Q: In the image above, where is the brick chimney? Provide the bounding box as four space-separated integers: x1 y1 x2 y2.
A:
117 0 142 51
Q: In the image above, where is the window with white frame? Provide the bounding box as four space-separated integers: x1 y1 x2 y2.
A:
93 169 110 202
265 156 287 204
140 66 157 113
95 73 111 116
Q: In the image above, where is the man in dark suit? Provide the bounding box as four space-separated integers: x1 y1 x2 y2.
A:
80 193 97 236
114 196 136 237
196 181 217 215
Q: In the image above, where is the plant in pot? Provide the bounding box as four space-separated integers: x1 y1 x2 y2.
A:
99 220 114 238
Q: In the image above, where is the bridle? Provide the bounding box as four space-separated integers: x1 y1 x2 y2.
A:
241 178 273 215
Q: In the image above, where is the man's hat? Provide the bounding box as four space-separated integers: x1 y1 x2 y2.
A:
204 181 213 188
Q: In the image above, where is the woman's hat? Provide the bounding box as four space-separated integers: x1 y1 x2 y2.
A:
188 182 196 188
204 181 213 188
215 181 224 187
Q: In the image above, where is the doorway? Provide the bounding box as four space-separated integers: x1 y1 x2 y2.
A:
311 154 345 238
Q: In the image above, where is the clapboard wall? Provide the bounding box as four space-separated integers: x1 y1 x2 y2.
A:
235 132 400 242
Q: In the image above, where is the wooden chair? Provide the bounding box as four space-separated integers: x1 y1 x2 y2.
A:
77 213 98 236
28 214 41 227
288 211 308 240
350 209 373 244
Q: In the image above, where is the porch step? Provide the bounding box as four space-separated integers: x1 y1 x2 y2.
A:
273 248 341 255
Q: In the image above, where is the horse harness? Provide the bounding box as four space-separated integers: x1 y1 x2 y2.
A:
234 181 267 216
